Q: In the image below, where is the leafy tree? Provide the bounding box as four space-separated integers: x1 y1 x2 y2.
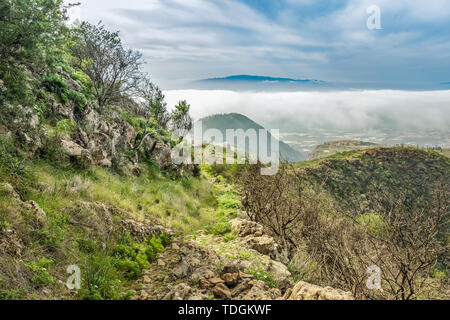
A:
170 100 193 138
138 77 169 127
69 22 144 108
0 0 68 68
0 0 70 106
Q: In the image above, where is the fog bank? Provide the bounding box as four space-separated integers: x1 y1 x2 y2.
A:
164 90 450 132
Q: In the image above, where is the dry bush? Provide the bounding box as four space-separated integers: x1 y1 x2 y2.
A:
238 163 449 300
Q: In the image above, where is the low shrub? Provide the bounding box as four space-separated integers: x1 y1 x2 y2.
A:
67 90 88 113
42 74 67 97
244 268 276 288
25 257 56 288
113 233 166 280
205 217 232 236
78 255 123 300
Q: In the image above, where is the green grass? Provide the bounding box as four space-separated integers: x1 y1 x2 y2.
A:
24 257 57 288
244 268 276 288
0 137 224 300
26 161 217 234
204 186 242 236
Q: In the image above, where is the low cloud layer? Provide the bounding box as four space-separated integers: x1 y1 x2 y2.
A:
164 90 450 132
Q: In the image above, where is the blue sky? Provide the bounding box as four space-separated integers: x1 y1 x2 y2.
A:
68 0 450 89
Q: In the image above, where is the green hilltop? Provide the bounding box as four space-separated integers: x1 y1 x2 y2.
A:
198 113 303 162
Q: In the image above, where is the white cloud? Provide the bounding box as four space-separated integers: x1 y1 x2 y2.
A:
164 89 450 132
66 0 450 87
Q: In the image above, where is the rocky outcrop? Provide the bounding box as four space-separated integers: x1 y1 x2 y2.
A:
69 201 171 243
231 218 264 237
60 139 92 165
135 239 286 301
231 218 288 264
212 283 232 300
283 281 354 300
0 196 47 256
0 183 21 201
52 105 177 173
120 219 173 241
233 279 281 300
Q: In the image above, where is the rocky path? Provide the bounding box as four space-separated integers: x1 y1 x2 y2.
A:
134 218 353 300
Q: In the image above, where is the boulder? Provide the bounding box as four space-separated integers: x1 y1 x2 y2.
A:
83 107 100 132
243 235 280 258
0 183 21 201
167 285 192 300
221 264 240 276
236 280 281 300
209 278 225 285
199 279 212 290
69 201 117 239
52 100 74 121
36 182 53 194
120 219 173 241
99 158 112 168
172 242 223 281
283 281 354 300
221 273 240 287
231 218 264 237
23 200 47 228
0 227 24 256
212 283 232 300
24 201 47 220
173 261 191 279
152 141 173 168
61 139 91 160
267 260 292 292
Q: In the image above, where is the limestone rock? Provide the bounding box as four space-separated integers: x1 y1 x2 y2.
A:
36 182 53 194
23 200 47 227
209 278 225 285
173 261 191 279
55 66 83 92
283 281 354 300
52 100 74 121
172 242 223 281
0 228 24 256
162 282 208 300
237 280 281 300
267 259 292 292
243 235 281 260
213 283 232 300
221 273 240 287
199 279 212 290
0 183 21 201
152 141 172 168
221 265 240 276
120 219 173 241
231 218 264 237
60 139 91 161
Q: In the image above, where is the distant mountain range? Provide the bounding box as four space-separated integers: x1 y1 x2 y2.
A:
200 75 325 84
194 74 329 91
185 75 448 91
197 113 303 162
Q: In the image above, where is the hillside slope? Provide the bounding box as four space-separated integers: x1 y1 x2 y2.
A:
300 147 449 212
